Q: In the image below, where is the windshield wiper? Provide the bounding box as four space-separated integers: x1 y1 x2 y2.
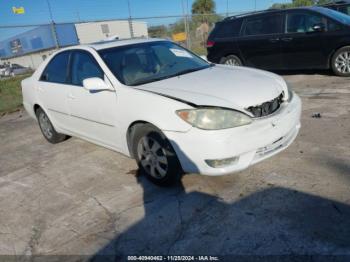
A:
129 74 177 86
172 64 212 77
129 64 213 86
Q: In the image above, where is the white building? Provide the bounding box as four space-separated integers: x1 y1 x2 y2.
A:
76 20 148 44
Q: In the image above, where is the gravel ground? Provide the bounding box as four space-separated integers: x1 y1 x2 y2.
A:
0 73 349 261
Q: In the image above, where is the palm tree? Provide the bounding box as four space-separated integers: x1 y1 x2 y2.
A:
191 0 216 15
191 0 216 24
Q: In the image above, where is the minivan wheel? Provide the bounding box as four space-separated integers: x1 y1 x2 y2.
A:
132 124 182 186
332 47 350 76
36 108 67 144
220 55 242 66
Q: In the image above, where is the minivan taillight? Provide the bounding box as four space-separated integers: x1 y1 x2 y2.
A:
206 40 215 48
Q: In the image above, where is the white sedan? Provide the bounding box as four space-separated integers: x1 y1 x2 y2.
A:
22 38 301 186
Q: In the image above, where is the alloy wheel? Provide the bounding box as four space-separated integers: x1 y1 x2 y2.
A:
225 58 241 66
38 112 53 139
137 136 168 179
335 51 350 74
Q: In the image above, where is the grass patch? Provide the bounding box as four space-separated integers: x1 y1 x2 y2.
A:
0 74 32 115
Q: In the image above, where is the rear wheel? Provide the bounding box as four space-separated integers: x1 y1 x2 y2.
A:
220 55 242 66
131 124 182 186
331 47 350 77
36 107 67 144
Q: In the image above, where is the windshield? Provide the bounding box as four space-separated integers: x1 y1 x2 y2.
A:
314 7 350 25
98 41 211 86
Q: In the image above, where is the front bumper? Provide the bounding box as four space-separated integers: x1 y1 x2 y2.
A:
164 94 302 176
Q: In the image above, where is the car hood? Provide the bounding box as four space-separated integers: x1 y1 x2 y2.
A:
135 65 288 113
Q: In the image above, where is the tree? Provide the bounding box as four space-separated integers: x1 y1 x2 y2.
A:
169 19 186 34
191 0 216 24
148 25 169 38
191 0 215 14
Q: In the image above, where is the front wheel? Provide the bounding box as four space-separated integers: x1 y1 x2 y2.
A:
331 47 350 77
132 124 182 186
220 55 242 66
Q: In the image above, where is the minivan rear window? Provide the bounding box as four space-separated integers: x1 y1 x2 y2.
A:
243 14 283 36
213 19 242 38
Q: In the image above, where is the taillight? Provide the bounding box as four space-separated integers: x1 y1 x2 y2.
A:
206 40 215 48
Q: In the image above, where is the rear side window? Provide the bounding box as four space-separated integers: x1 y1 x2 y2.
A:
338 5 350 15
213 20 242 38
328 18 342 31
286 12 325 33
71 51 104 86
40 52 70 83
243 14 283 36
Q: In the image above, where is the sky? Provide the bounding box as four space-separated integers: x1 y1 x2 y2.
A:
0 0 292 40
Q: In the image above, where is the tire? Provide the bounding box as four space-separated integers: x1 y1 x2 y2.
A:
131 124 182 186
35 107 67 144
331 46 350 77
220 55 243 66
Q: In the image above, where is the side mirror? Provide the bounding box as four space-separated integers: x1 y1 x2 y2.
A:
312 23 325 32
82 77 111 93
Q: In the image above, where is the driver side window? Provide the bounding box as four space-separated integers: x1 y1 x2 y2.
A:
71 51 104 86
287 12 324 33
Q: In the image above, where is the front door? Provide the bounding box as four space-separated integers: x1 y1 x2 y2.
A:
237 13 285 69
67 50 118 147
281 10 328 70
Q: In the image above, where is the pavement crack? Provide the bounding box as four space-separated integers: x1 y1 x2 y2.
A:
90 195 115 220
87 194 118 235
23 220 45 257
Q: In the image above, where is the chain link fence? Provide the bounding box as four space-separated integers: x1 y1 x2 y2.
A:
0 13 245 54
0 0 269 64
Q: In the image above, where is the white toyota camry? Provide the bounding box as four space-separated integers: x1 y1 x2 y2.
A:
22 38 301 186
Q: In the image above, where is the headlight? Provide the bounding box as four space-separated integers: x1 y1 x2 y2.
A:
176 108 252 130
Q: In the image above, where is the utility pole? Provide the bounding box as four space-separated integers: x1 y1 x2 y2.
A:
46 0 54 21
182 0 189 48
46 0 59 49
226 0 229 17
127 0 134 38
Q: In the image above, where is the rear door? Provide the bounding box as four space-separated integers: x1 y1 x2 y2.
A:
207 19 242 63
37 51 72 130
67 50 118 147
281 10 328 70
237 13 285 69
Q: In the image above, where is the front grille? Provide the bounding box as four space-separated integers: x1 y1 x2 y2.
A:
246 93 284 118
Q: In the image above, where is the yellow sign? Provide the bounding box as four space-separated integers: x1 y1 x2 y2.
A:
172 32 187 42
12 7 25 14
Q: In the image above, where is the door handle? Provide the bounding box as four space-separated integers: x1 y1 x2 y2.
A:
67 93 75 100
281 37 293 42
269 38 280 43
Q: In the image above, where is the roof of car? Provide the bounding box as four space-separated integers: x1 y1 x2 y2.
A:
321 0 350 6
85 37 165 51
222 6 329 22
